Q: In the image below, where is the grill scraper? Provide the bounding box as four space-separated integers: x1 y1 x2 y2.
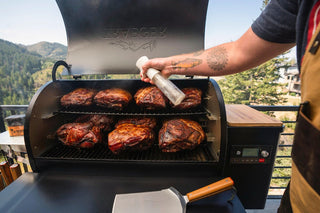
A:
112 177 234 213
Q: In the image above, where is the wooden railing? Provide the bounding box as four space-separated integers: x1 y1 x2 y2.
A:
0 105 29 176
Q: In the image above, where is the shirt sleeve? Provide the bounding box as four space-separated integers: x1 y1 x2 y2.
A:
251 0 298 43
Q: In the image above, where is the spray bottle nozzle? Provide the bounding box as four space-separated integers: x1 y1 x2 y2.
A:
136 56 186 106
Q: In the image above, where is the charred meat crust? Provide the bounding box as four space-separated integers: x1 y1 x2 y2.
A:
94 88 132 110
159 118 205 152
134 86 168 110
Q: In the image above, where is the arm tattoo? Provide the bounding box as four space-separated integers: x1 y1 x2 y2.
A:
193 50 204 56
207 47 228 71
171 58 202 71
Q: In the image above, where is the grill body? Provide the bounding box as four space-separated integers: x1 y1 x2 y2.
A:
24 78 227 177
22 78 283 210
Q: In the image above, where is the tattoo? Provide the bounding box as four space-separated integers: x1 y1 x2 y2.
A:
193 50 204 56
171 58 202 71
207 47 228 71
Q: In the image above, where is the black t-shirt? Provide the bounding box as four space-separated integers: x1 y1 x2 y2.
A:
251 0 320 70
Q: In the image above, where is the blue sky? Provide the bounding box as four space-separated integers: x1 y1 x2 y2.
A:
0 0 262 47
0 0 66 45
206 0 262 47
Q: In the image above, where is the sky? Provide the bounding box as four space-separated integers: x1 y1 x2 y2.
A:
206 0 262 47
0 0 295 59
0 0 66 45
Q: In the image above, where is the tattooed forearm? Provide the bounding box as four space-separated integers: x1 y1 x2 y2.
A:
193 50 204 56
171 58 202 71
207 47 228 71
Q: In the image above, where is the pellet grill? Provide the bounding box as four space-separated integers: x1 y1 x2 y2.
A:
0 0 283 212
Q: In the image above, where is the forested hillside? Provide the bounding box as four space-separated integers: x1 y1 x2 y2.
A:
25 41 67 60
0 39 66 105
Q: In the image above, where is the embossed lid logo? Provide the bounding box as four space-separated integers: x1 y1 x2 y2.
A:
104 27 166 39
104 27 166 52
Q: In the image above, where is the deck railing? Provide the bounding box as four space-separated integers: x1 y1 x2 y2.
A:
249 105 299 199
0 105 29 173
0 104 299 198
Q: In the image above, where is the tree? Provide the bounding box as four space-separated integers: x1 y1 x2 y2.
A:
218 55 288 106
218 0 289 106
261 0 269 9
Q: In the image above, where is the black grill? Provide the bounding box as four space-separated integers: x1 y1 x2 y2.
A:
25 78 225 172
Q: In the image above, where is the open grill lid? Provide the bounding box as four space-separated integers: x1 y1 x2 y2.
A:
56 0 208 75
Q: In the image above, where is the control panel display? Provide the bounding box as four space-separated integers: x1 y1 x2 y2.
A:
230 145 272 164
242 148 259 157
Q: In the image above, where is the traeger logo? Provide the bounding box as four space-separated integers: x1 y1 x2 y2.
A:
104 27 167 39
104 27 167 52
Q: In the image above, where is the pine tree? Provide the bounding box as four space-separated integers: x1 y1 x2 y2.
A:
218 55 288 106
218 0 290 106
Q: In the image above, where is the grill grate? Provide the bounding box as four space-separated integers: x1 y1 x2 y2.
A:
39 143 217 162
57 104 208 116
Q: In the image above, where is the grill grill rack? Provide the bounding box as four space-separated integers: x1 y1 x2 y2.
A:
57 103 209 117
55 104 211 132
39 143 218 163
57 110 208 117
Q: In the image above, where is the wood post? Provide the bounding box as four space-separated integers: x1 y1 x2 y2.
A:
0 174 5 190
10 163 22 180
0 161 13 186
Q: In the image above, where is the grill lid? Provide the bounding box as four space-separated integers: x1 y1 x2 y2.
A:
56 0 208 75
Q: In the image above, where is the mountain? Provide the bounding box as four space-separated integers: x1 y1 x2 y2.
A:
0 39 44 75
25 41 67 60
0 39 44 104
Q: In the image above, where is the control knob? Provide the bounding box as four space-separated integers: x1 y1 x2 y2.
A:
236 150 242 156
261 150 269 158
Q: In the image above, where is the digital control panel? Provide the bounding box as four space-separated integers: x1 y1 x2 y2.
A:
230 145 272 164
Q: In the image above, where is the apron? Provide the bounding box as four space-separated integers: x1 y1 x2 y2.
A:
278 23 320 213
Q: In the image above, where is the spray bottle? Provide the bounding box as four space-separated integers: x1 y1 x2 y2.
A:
136 56 186 106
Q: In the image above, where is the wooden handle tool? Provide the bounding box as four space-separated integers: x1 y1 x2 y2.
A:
186 177 234 202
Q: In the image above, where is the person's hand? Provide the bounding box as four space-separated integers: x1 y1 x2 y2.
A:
140 57 172 84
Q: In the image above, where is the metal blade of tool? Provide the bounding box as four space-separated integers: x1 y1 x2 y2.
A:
112 187 187 213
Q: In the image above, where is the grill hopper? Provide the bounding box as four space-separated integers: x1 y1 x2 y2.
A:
56 0 208 75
